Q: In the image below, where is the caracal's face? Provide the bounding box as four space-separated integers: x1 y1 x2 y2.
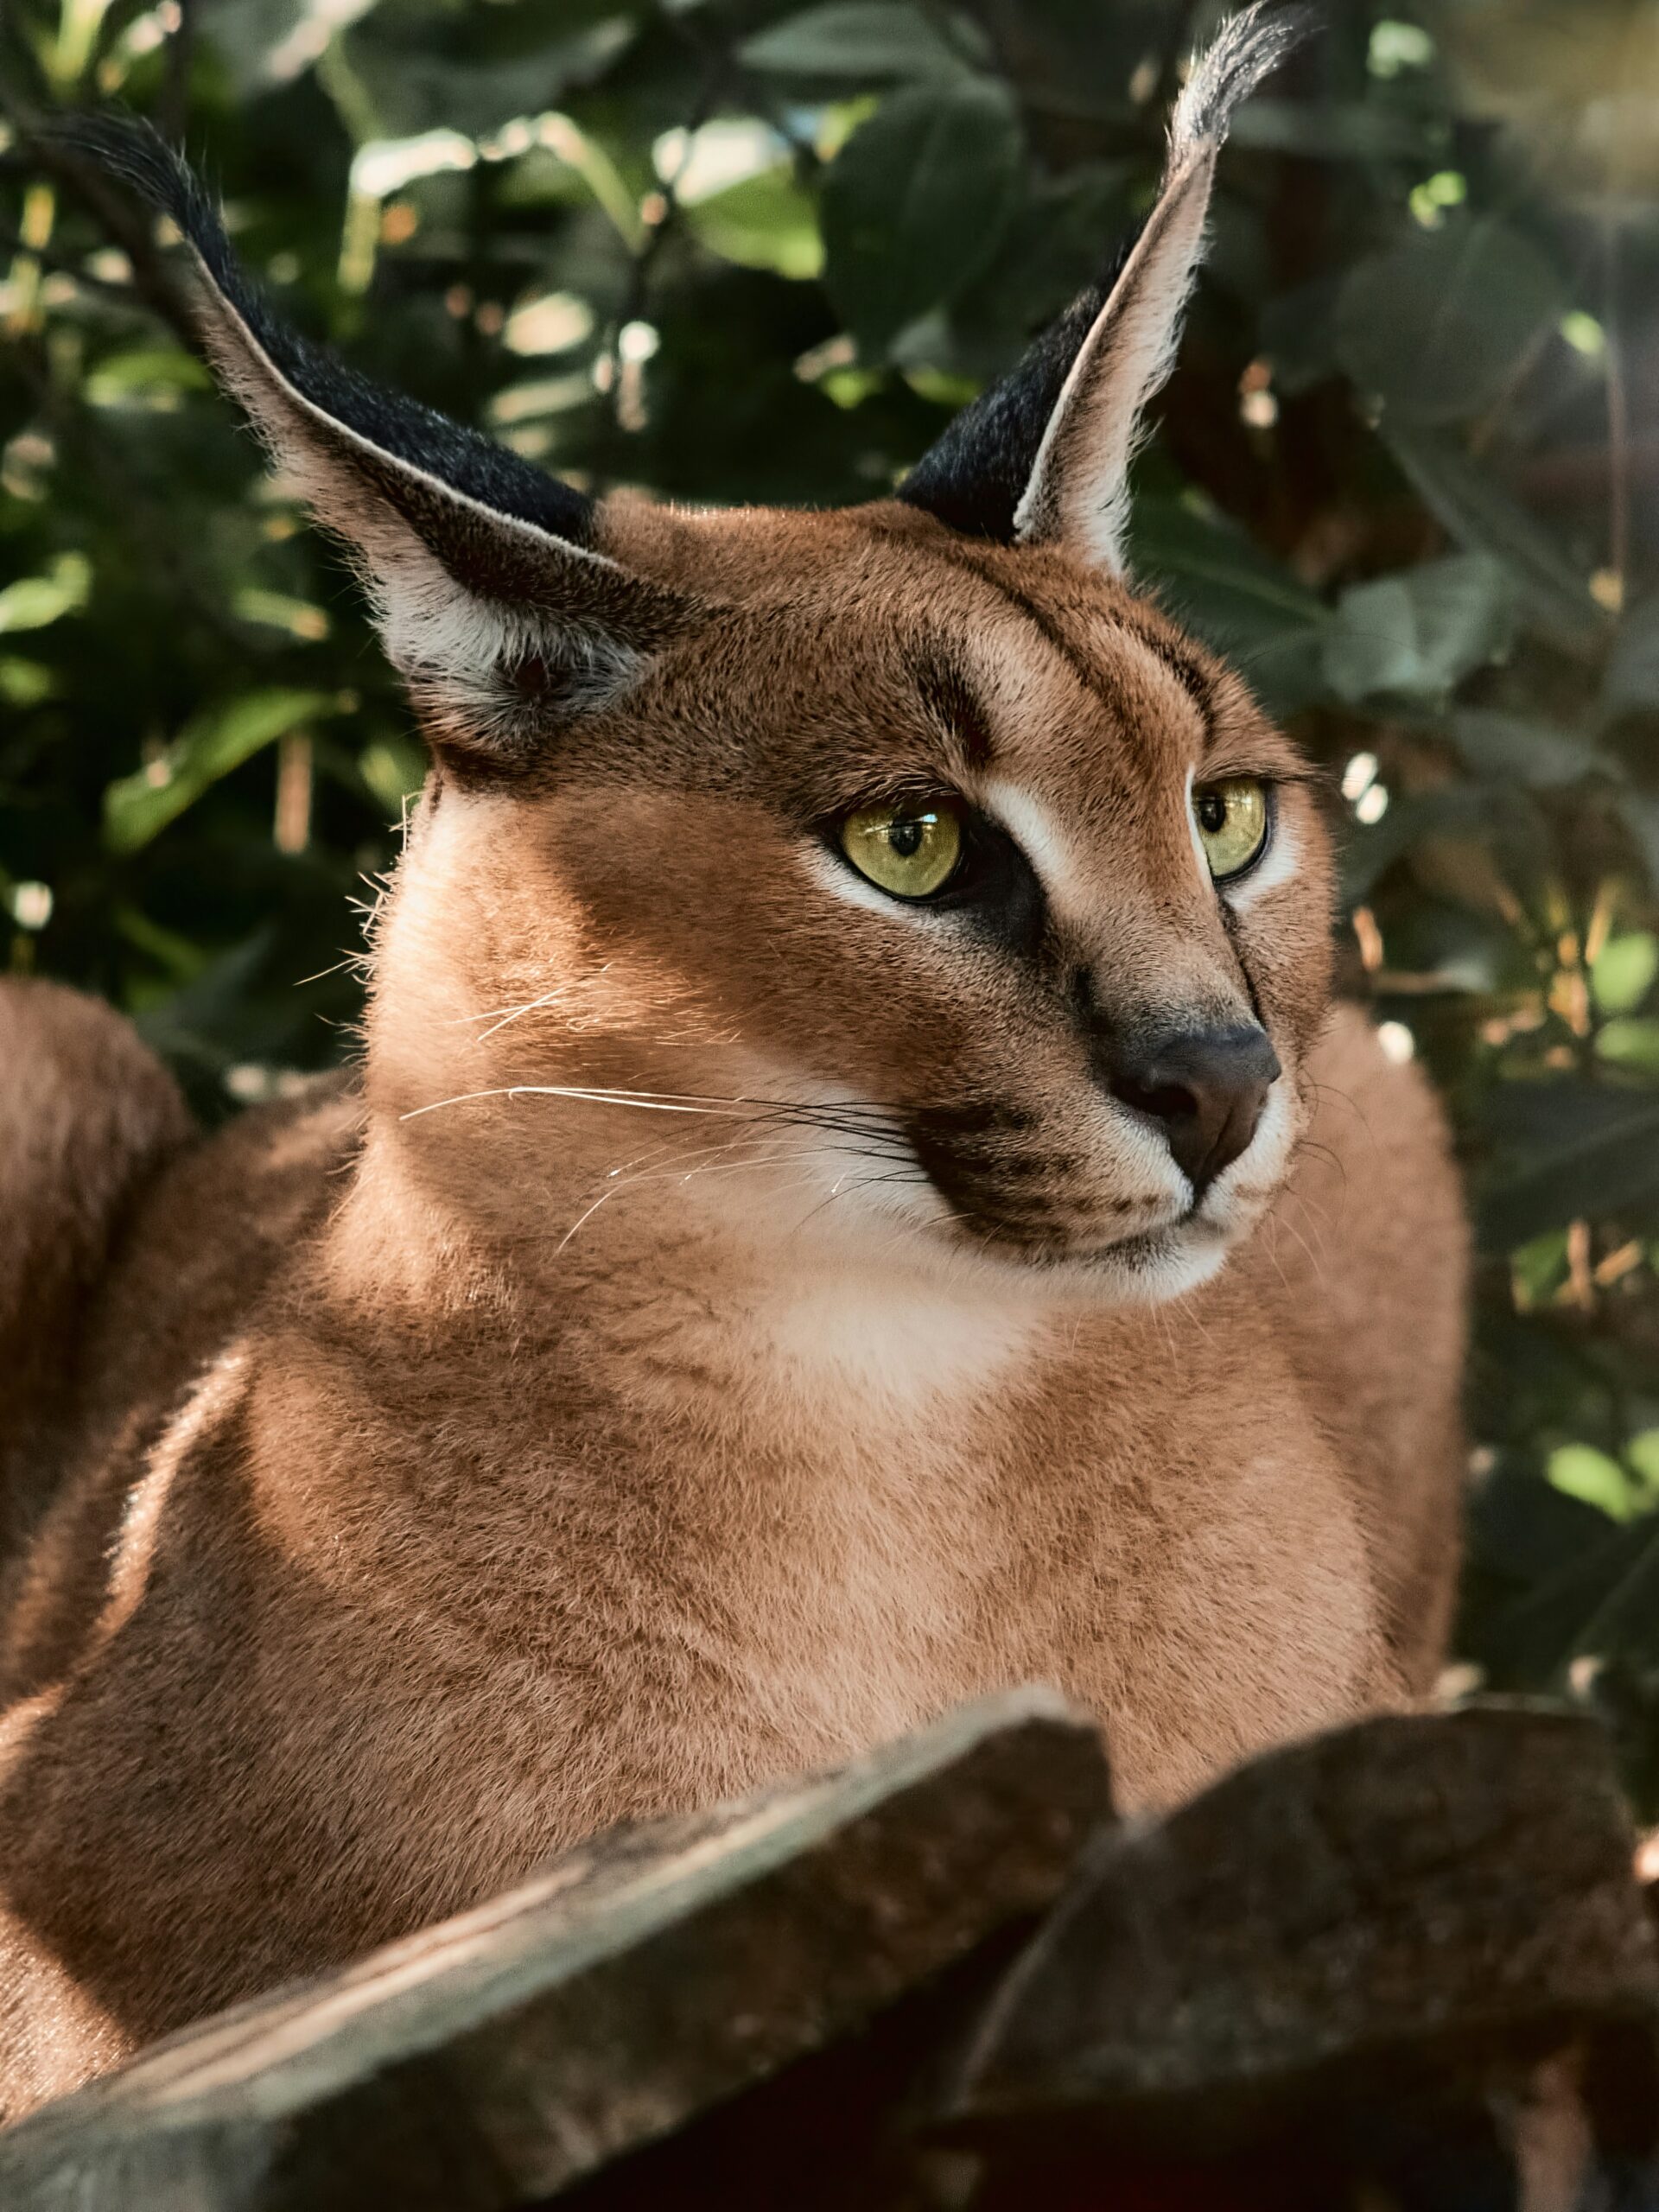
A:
379 504 1334 1306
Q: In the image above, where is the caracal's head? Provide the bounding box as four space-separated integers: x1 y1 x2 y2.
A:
94 6 1329 1305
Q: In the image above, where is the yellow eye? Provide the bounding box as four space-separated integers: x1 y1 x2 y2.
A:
1192 778 1270 881
839 802 963 899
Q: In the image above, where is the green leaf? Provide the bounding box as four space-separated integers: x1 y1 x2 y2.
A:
1468 1489 1654 1686
1571 1522 1659 1669
1604 602 1659 714
132 927 279 1064
359 737 427 821
1322 552 1515 705
1384 428 1605 645
1510 1230 1569 1306
1465 1459 1613 1590
198 0 316 98
104 690 335 854
938 162 1135 379
821 79 1024 357
1480 1086 1659 1249
0 657 58 705
1593 932 1659 1016
686 166 823 281
1259 277 1342 396
739 4 979 81
1483 1077 1650 1151
1129 494 1330 715
341 16 636 141
1335 217 1565 428
1598 1020 1659 1074
232 588 332 641
1338 785 1499 902
1548 1443 1643 1524
1449 709 1612 790
114 902 213 983
0 552 90 636
86 347 213 405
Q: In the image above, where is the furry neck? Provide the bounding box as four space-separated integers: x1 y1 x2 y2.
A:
323 1103 1054 1427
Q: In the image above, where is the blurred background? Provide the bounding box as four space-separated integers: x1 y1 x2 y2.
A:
3 0 1659 1800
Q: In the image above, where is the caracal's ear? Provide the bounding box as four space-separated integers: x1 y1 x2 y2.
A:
899 3 1313 574
70 120 699 769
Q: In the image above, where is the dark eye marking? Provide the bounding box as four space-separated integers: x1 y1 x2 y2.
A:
915 545 1224 741
913 647 995 772
820 786 1046 959
1124 621 1219 728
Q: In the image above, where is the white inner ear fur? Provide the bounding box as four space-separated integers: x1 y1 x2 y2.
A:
1013 157 1215 574
1013 3 1306 576
191 276 640 705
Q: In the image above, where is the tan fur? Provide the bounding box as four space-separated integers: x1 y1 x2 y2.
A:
0 497 1466 2116
0 982 192 1571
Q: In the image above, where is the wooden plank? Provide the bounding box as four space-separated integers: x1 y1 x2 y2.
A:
0 1687 1109 2212
938 1704 1659 2143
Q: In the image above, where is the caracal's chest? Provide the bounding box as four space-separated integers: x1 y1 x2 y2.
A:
610 1274 1385 1805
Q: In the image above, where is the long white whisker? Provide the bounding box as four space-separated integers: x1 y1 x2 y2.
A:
782 1162 933 1244
402 1085 760 1124
400 1084 916 1155
554 1140 876 1255
472 990 574 1044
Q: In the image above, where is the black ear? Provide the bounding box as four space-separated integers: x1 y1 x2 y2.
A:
67 118 696 766
899 3 1313 573
894 269 1123 545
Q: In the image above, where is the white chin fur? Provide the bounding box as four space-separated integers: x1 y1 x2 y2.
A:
983 1219 1230 1308
1075 1085 1301 1305
1085 1224 1233 1304
655 1068 1297 1313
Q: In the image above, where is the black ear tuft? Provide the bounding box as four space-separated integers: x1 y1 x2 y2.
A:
54 114 595 552
893 250 1127 543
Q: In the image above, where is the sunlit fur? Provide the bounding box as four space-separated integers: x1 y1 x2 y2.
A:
0 496 1466 2115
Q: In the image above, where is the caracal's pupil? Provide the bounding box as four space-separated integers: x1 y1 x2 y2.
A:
0 4 1465 2116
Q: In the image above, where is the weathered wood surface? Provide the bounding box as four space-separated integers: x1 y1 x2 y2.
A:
0 1687 1110 2212
936 1704 1659 2205
7 1694 1659 2212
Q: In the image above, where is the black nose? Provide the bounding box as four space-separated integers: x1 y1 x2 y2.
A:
1103 1022 1281 1192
